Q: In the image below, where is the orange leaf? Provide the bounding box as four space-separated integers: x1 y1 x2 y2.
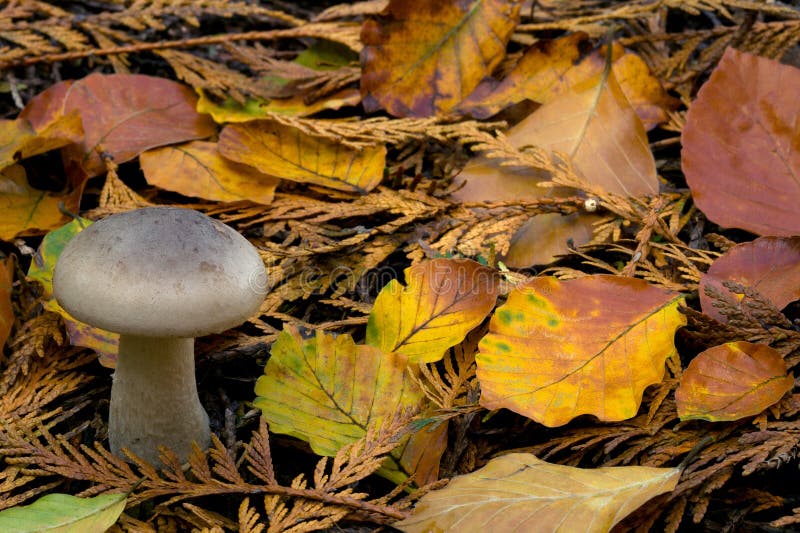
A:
676 342 794 422
395 453 681 533
0 164 82 240
19 73 216 177
477 275 685 426
360 0 522 116
0 256 14 349
699 237 800 323
140 141 279 205
682 47 800 236
366 259 500 364
0 112 83 169
218 120 385 193
458 34 676 129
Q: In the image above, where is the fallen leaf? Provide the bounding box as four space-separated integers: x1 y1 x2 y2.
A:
140 141 279 205
0 164 83 240
395 453 681 533
18 73 216 177
682 47 800 236
27 218 118 366
676 341 794 422
458 34 676 129
360 0 522 116
366 259 500 364
699 237 800 323
196 88 361 122
477 275 686 426
0 256 13 349
0 491 127 532
0 112 83 169
453 64 656 266
218 120 385 193
253 326 430 484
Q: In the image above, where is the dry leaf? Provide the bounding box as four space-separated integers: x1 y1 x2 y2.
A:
682 47 800 236
18 73 216 177
366 259 500 364
140 141 279 205
477 275 686 426
218 120 385 193
196 89 361 122
395 453 681 532
699 237 800 323
676 342 794 422
0 257 13 349
0 112 83 169
361 0 522 116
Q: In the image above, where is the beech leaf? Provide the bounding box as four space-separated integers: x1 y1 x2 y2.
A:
682 47 800 236
360 0 523 116
676 341 794 422
395 453 680 533
699 236 800 323
366 259 501 364
477 275 686 426
0 492 127 533
218 120 385 193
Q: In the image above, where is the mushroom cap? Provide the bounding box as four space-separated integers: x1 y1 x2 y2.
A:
53 207 267 337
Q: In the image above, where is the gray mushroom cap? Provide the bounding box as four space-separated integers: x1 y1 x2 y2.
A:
53 207 267 338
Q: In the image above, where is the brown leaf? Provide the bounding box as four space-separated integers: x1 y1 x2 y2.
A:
700 237 800 323
140 141 279 205
458 34 676 129
676 342 794 422
360 0 522 116
19 73 216 177
218 120 385 193
0 256 13 349
682 47 800 236
395 453 681 532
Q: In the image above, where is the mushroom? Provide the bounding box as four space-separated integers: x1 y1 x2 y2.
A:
53 207 267 464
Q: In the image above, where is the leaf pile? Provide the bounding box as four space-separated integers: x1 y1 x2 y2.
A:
2 1 800 532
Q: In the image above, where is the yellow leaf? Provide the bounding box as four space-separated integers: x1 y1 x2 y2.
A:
253 326 431 484
140 141 279 205
218 120 385 193
360 0 523 116
477 275 686 426
0 164 82 240
196 89 361 122
0 112 83 169
366 259 501 364
395 453 680 533
676 341 794 422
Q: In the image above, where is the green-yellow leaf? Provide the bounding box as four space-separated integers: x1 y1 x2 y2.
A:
395 453 680 533
254 326 431 484
366 259 500 364
218 120 385 193
0 492 127 533
477 275 686 426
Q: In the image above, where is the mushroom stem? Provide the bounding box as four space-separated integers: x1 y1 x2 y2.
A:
109 335 210 465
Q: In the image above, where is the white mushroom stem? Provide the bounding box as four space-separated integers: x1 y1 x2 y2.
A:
109 335 210 465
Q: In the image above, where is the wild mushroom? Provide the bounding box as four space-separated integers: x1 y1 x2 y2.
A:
53 207 267 464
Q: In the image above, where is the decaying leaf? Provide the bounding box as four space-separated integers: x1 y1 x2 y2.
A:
0 491 127 532
366 259 500 364
361 0 523 116
699 237 800 323
18 73 216 177
477 275 686 426
682 47 800 236
0 112 83 169
0 256 13 349
27 218 118 365
676 341 794 422
140 141 279 205
196 89 362 122
395 453 681 532
0 164 82 240
218 120 386 193
458 34 676 129
253 326 431 484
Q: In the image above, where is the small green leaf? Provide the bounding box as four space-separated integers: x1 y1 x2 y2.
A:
0 492 127 533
